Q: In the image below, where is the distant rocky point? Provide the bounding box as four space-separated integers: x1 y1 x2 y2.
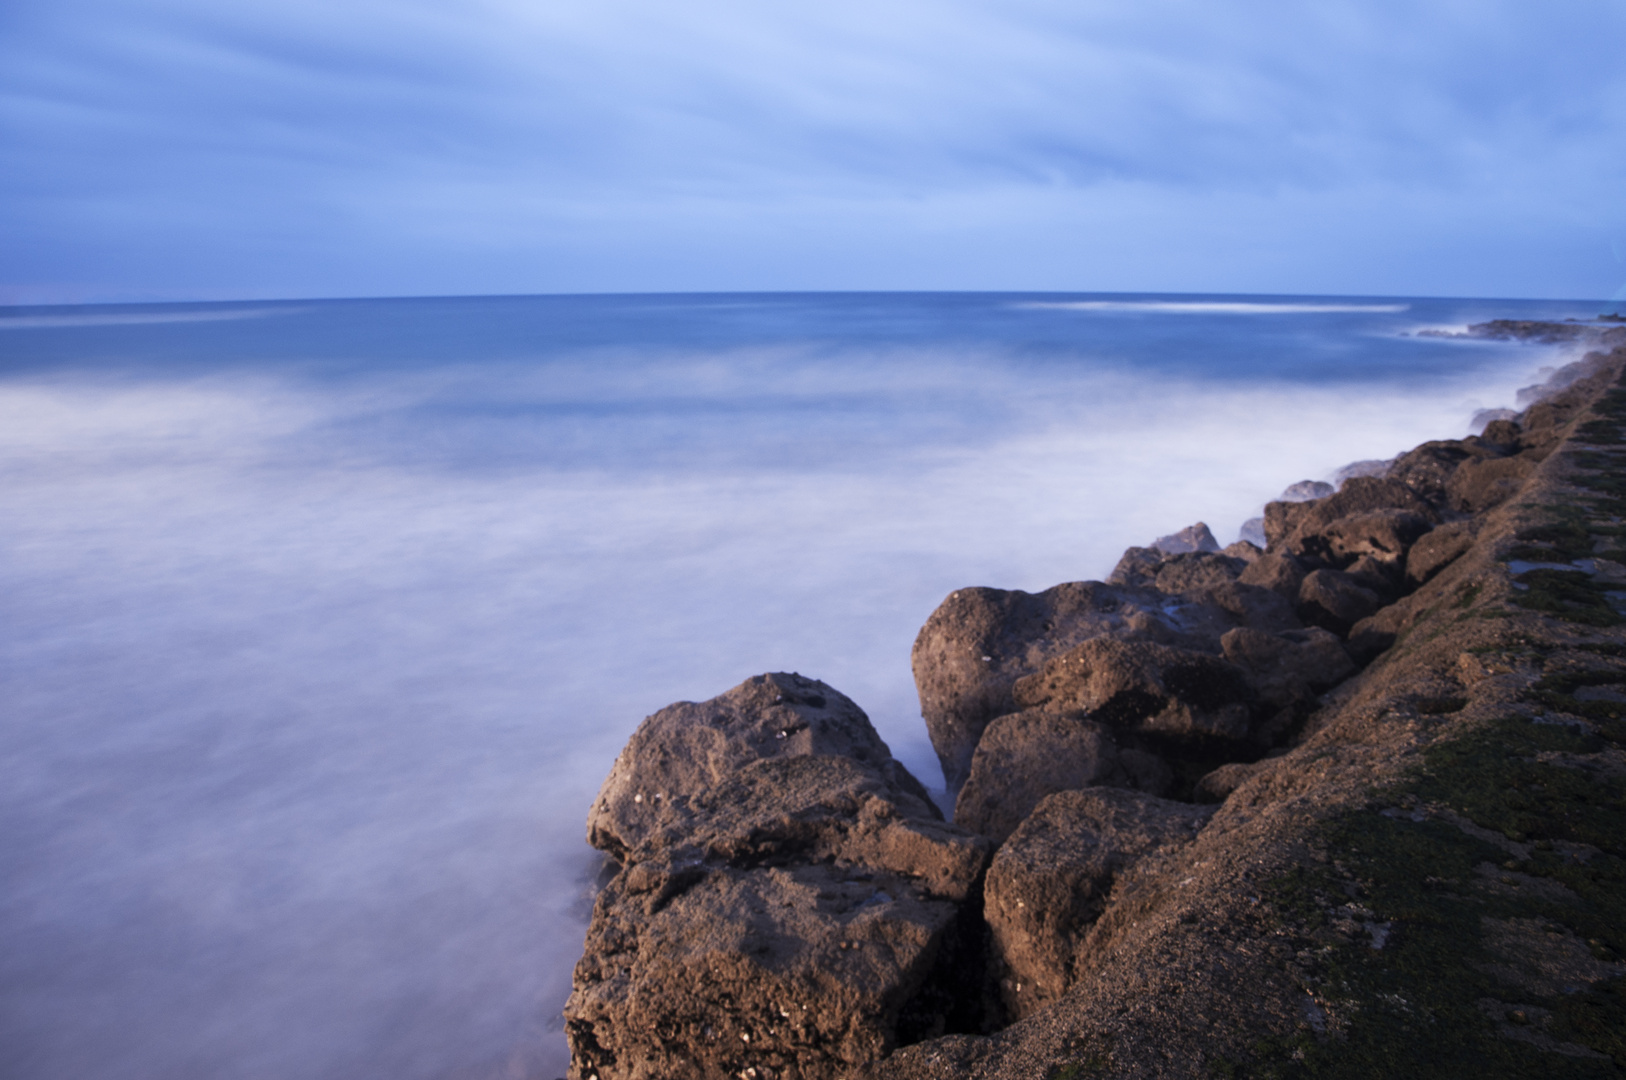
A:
564 320 1626 1079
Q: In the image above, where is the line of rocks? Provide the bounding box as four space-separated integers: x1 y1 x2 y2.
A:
562 322 1626 1080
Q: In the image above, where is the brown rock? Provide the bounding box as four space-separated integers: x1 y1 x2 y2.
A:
1192 760 1266 802
1151 552 1247 593
567 674 991 1080
909 579 1283 793
1237 551 1307 600
911 583 1164 792
1151 522 1221 554
953 710 1131 844
1313 509 1434 568
1385 440 1490 507
1222 540 1264 563
1263 477 1438 556
1219 626 1356 714
982 789 1213 1020
1106 546 1165 587
1011 635 1255 744
1406 519 1478 586
1296 569 1384 636
587 672 911 861
1447 455 1535 512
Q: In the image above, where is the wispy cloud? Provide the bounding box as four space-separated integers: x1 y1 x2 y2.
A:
2 0 1624 299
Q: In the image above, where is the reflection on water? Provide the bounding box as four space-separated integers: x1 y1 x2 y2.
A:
0 292 1597 1079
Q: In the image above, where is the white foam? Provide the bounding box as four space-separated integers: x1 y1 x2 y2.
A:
1015 300 1411 315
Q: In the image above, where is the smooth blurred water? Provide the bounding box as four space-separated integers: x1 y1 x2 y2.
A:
0 291 1605 1079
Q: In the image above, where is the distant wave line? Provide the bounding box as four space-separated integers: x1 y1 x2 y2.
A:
0 309 291 330
1017 301 1411 315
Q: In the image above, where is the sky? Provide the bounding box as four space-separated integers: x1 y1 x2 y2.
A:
2 0 1625 304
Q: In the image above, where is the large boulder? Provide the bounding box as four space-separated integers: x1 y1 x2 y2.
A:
1010 634 1255 745
566 674 992 1080
1296 569 1385 636
1405 519 1478 587
1219 626 1355 741
982 788 1213 1020
953 710 1151 844
1262 476 1438 559
910 582 1153 794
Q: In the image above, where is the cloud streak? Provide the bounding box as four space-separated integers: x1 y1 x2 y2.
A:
2 0 1624 300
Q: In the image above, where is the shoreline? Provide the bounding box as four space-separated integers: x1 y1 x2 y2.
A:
564 317 1626 1079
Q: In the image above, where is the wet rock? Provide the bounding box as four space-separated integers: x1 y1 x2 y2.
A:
1151 522 1221 555
1296 569 1384 637
1011 634 1255 745
1406 520 1478 587
567 674 991 1080
982 789 1213 1020
954 711 1133 844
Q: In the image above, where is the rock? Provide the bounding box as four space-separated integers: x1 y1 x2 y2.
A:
1296 569 1384 637
1151 522 1221 555
1472 409 1520 435
1312 509 1434 569
1192 760 1266 803
953 710 1134 844
1118 748 1174 796
567 674 992 1080
1011 634 1255 745
1406 520 1477 587
587 672 913 860
911 583 1157 793
1106 546 1164 587
1263 477 1438 560
1220 627 1355 740
1447 455 1534 512
1238 517 1267 547
982 789 1213 1020
1150 552 1247 593
1279 480 1334 502
1478 418 1522 448
1222 540 1263 563
1237 551 1307 601
911 578 1290 793
1332 459 1391 484
1386 440 1489 508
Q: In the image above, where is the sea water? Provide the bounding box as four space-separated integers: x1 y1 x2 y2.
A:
0 292 1602 1079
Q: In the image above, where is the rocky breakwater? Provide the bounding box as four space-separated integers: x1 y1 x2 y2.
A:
564 673 991 1080
568 318 1626 1079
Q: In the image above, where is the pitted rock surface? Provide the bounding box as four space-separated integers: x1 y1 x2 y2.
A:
982 788 1213 1020
566 673 991 1080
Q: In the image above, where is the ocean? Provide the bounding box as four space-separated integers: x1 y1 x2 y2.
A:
0 291 1601 1079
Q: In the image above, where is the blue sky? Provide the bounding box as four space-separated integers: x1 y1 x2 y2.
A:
3 0 1624 303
